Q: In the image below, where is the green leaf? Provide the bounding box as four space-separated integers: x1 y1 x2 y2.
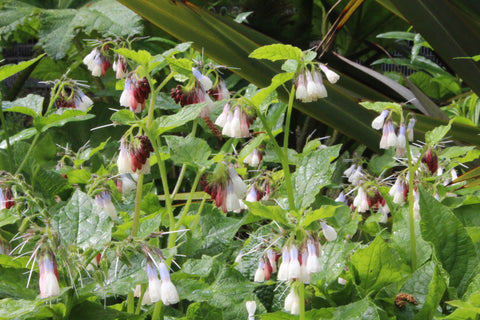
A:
0 55 45 82
301 205 338 228
317 241 358 287
0 128 37 149
53 190 113 250
305 298 384 320
2 94 44 117
377 31 417 41
115 48 152 66
394 261 446 320
112 212 163 240
186 302 223 320
292 145 341 209
164 56 193 76
425 122 451 145
234 11 253 24
238 134 266 160
250 72 294 108
359 101 402 114
351 236 404 296
34 110 94 132
244 201 289 225
419 188 479 296
66 169 92 184
0 299 54 320
164 135 211 168
281 59 298 73
110 109 137 125
69 301 142 320
152 103 205 136
0 266 39 300
249 44 302 61
390 208 432 268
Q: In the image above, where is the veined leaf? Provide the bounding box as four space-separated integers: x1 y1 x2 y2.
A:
0 55 45 82
249 44 303 62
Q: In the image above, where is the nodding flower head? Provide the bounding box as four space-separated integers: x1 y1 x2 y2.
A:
421 147 438 175
83 47 110 77
319 64 340 84
38 251 60 299
243 147 263 167
321 221 337 242
218 104 255 138
145 262 162 303
55 86 93 112
120 74 151 113
209 79 229 101
113 54 128 79
353 187 370 213
117 136 153 175
95 191 117 220
371 110 389 130
201 164 247 213
158 261 180 305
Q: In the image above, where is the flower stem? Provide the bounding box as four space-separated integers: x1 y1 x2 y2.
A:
130 173 144 237
256 110 296 211
282 85 297 211
0 93 13 170
405 139 416 271
14 133 40 175
175 167 205 229
152 301 164 320
299 282 305 320
127 292 135 313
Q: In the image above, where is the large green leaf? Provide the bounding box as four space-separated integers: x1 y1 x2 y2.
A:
292 145 340 209
388 0 480 97
394 261 446 320
53 189 113 250
419 188 479 297
351 236 404 296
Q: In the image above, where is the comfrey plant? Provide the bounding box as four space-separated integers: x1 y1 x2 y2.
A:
1 36 479 320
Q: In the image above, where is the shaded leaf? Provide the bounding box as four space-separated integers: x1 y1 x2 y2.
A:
0 55 45 82
419 188 479 296
152 103 205 136
244 202 289 226
165 135 211 168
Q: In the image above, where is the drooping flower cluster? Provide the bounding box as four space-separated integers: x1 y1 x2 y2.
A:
117 136 153 174
38 251 60 299
55 85 93 112
295 64 339 103
371 110 416 157
201 164 248 213
83 47 111 77
140 260 180 306
215 104 256 138
120 73 151 113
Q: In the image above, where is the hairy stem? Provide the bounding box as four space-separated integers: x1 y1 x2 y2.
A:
130 173 144 237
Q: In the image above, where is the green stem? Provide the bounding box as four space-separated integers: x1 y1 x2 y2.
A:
152 301 164 320
146 72 175 128
149 137 175 245
299 282 305 320
14 133 40 175
191 193 207 233
127 292 135 313
171 121 198 200
405 139 417 271
282 85 297 211
175 167 205 229
256 111 296 211
131 173 144 237
0 93 13 170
